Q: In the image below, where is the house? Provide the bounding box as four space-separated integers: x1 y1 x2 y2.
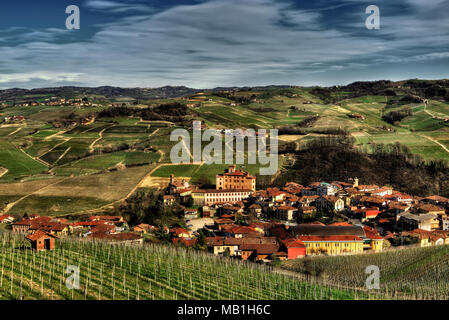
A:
170 227 191 238
240 243 280 261
280 238 306 259
356 185 379 192
26 230 58 251
184 208 198 220
401 229 449 247
133 224 155 234
276 206 298 222
299 206 316 217
206 237 241 256
248 204 262 217
298 195 319 206
228 226 258 238
0 214 15 224
397 213 440 231
359 196 387 209
350 207 381 221
414 203 446 217
163 195 176 206
12 220 32 234
317 195 345 212
421 195 449 208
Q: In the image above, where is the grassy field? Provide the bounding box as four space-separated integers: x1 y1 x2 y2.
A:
0 232 373 300
281 244 449 300
0 141 48 181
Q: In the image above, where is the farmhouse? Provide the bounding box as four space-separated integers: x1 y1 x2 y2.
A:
26 230 58 251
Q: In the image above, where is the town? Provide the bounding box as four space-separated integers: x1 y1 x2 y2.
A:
2 164 448 264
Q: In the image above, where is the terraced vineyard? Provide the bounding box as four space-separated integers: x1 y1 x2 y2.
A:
0 232 372 300
281 245 449 300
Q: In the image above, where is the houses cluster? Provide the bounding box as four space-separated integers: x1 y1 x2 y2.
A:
1 97 99 108
161 167 449 262
3 115 25 123
8 214 143 251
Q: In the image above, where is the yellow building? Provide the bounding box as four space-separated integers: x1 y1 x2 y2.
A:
298 235 364 256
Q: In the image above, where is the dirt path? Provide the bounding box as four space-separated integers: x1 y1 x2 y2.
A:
39 137 71 159
54 147 71 165
89 126 112 152
0 167 8 178
44 130 68 141
418 134 449 155
18 147 50 167
7 127 22 136
1 177 70 214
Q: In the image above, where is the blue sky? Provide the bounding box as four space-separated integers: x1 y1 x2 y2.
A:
0 0 448 89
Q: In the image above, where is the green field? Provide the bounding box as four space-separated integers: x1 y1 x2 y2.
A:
0 141 47 181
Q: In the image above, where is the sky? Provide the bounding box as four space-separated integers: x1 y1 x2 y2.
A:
0 0 448 89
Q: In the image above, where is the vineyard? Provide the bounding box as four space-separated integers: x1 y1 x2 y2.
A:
0 232 375 300
281 245 449 300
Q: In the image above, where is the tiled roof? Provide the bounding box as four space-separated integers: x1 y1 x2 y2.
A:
25 230 58 241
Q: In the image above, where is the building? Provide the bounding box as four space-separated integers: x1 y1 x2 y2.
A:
290 224 383 255
216 165 256 191
317 195 345 212
397 213 440 231
191 189 253 206
276 206 298 221
280 238 306 259
0 214 15 224
297 235 364 256
26 230 57 251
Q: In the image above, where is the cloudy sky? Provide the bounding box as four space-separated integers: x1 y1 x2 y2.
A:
0 0 448 89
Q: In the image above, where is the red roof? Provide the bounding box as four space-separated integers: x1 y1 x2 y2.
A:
0 214 13 221
25 230 58 241
281 238 306 248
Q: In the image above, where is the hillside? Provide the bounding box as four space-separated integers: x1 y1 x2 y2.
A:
281 244 449 300
0 232 365 300
0 79 448 216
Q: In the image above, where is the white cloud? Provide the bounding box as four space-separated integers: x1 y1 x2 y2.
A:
0 0 448 88
85 0 153 13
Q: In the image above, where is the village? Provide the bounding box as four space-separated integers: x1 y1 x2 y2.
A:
0 164 448 264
